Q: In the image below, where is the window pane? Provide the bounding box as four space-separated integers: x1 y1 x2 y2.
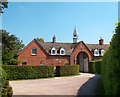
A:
52 50 55 54
95 51 98 54
22 62 27 65
101 51 104 54
61 50 64 54
64 63 69 65
49 63 53 65
40 64 44 66
32 48 37 55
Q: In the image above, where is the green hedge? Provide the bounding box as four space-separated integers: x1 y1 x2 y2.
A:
0 67 7 87
2 65 54 80
0 67 7 96
100 22 120 95
89 60 101 74
0 67 13 97
56 65 79 76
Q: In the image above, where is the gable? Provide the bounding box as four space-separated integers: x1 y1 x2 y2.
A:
71 41 93 57
18 39 48 57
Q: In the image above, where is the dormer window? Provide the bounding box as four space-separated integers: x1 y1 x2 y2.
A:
32 48 37 55
51 47 57 55
101 49 105 56
94 49 99 56
60 48 65 55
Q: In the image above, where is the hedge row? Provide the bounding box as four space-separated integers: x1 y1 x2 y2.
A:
56 65 79 76
89 60 101 74
100 22 120 95
2 65 54 80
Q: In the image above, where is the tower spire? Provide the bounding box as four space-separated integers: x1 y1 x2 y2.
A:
73 26 78 43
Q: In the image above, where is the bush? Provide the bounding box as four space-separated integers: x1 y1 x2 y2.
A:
56 65 79 76
3 65 54 80
89 60 101 74
2 80 13 97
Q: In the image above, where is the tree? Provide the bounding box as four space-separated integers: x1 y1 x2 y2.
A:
0 0 8 14
36 37 44 42
1 30 24 65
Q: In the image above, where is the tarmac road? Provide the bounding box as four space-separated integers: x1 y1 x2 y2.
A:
10 73 101 96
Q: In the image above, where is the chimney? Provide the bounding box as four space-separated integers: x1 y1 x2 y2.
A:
99 37 103 45
53 35 56 43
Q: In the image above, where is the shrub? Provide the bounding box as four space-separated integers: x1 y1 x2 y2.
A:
89 60 101 74
2 80 13 97
3 65 54 80
56 65 79 76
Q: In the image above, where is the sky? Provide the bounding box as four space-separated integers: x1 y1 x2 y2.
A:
2 2 118 46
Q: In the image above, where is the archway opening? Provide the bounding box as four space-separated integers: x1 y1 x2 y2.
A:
77 52 89 72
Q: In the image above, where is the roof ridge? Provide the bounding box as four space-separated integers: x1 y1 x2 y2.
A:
39 42 73 44
86 44 109 45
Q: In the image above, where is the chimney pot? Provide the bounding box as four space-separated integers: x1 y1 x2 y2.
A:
53 35 56 43
99 37 103 45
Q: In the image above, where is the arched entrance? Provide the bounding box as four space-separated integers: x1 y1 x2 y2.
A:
77 52 89 72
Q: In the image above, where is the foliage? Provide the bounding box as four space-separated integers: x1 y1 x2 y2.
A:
89 60 101 74
2 80 13 97
3 65 54 80
56 65 79 76
101 22 120 95
0 67 7 96
36 37 44 42
0 67 12 97
0 67 7 88
2 30 24 65
0 0 8 14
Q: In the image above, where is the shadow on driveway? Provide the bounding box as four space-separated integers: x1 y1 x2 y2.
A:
77 74 101 96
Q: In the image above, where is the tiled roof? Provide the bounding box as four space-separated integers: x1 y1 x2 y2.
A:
39 41 80 55
38 41 109 55
86 44 109 51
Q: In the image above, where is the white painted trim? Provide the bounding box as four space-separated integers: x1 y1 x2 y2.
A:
60 48 65 55
31 48 37 55
51 47 57 55
94 49 99 56
101 49 105 56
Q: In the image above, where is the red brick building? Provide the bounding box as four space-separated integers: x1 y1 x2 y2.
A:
18 27 109 72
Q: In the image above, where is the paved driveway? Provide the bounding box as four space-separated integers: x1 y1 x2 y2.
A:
10 73 101 95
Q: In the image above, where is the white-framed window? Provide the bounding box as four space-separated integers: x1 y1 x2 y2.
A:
51 47 57 55
94 49 99 56
101 49 105 56
32 48 37 55
60 48 65 55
